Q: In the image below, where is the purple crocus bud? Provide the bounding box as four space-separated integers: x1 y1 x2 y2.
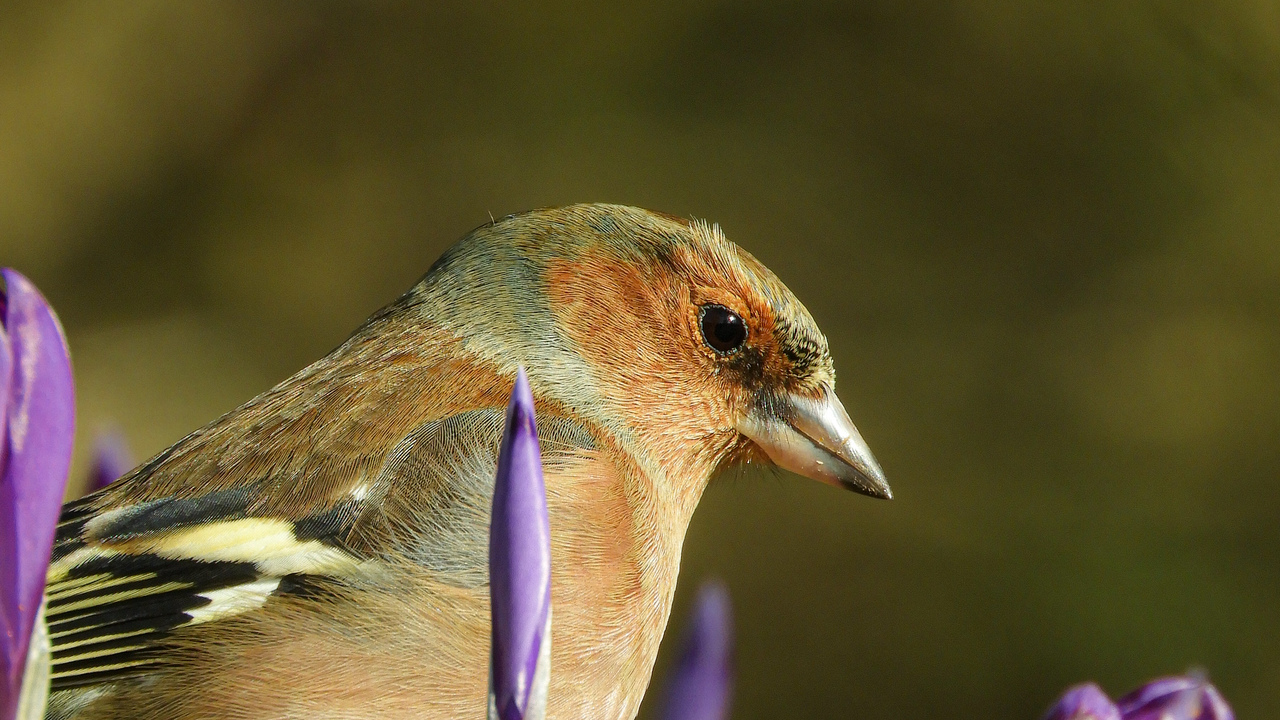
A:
1117 675 1233 720
659 582 734 720
1 269 75 720
1041 683 1121 720
86 430 132 492
488 368 551 720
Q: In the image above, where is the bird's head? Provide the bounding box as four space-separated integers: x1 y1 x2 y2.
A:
413 204 890 503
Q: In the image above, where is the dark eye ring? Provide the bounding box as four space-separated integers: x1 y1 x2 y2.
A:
699 304 748 355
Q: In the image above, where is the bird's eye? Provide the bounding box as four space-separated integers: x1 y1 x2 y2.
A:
699 304 748 355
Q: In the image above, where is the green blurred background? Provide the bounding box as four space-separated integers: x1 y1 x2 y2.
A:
4 1 1279 716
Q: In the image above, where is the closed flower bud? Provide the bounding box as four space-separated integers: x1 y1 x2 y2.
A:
488 368 551 720
659 582 734 720
1 269 75 720
86 431 132 493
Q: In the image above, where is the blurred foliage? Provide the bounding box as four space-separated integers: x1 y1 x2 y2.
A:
3 1 1278 717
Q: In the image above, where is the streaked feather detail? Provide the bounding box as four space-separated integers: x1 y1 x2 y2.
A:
45 507 367 690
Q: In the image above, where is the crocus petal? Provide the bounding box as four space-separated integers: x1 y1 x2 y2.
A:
1117 675 1234 720
0 282 10 713
488 368 551 720
1041 683 1121 720
87 430 132 492
659 581 734 720
1 269 75 720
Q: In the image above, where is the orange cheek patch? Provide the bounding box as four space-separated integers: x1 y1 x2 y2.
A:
544 254 681 376
543 254 730 446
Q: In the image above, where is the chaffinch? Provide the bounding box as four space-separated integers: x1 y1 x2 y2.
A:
43 204 889 720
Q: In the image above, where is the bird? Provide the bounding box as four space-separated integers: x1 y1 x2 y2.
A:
42 203 890 720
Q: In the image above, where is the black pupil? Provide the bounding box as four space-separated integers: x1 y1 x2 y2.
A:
700 305 747 354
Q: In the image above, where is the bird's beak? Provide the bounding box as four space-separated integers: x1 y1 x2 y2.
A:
737 387 891 499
